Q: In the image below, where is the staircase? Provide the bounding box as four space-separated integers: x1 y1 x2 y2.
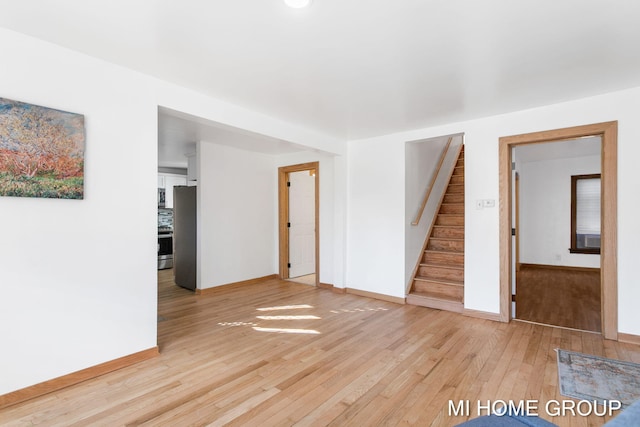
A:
407 146 464 313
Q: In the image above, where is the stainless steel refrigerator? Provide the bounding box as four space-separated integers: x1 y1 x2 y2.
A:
173 185 197 290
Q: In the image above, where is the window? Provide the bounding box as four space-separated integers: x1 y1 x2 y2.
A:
570 174 601 254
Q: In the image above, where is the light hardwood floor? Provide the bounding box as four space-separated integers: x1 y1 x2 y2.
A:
2 269 639 426
286 273 316 286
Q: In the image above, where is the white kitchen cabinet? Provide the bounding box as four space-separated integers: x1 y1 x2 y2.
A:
164 175 187 209
158 173 187 208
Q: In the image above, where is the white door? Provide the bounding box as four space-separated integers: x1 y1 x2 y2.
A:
288 170 316 278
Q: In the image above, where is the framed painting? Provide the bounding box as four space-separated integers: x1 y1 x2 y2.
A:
0 97 85 199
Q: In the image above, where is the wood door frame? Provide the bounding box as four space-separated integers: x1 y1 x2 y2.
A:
278 162 320 285
499 121 618 340
515 172 520 272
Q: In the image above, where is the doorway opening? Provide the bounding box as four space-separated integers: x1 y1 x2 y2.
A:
511 137 602 333
278 162 319 286
499 121 618 340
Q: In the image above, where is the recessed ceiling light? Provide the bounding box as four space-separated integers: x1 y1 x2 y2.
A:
284 0 312 8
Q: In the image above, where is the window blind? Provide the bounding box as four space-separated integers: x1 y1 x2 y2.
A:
576 177 600 235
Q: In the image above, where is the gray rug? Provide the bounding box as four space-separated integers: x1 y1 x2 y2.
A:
557 349 640 408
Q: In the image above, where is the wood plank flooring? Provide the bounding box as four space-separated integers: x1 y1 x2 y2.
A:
1 269 639 426
516 265 601 333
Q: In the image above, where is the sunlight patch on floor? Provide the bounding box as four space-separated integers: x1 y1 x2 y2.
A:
256 304 314 311
217 321 258 327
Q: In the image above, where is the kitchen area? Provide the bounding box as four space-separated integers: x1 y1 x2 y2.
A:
157 172 185 270
158 108 203 293
157 157 197 290
157 106 299 294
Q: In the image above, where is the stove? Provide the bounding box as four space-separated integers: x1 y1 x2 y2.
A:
158 227 173 269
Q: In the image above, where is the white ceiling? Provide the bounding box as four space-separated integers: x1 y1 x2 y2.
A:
515 136 601 164
2 1 640 145
158 108 309 167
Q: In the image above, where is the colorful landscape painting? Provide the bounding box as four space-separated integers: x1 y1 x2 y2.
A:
0 97 85 199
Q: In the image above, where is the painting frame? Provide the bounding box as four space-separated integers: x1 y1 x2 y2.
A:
0 97 85 199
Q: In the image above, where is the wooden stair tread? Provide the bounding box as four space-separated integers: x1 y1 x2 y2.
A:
429 237 464 242
413 277 464 287
409 291 462 302
425 248 464 255
419 263 463 271
422 249 465 260
423 249 464 254
424 249 463 254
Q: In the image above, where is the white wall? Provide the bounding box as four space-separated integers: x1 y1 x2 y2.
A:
347 86 640 336
332 154 348 289
197 147 346 290
519 155 601 268
0 29 158 394
198 142 277 288
404 136 449 286
347 139 406 298
197 147 345 290
0 28 348 397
